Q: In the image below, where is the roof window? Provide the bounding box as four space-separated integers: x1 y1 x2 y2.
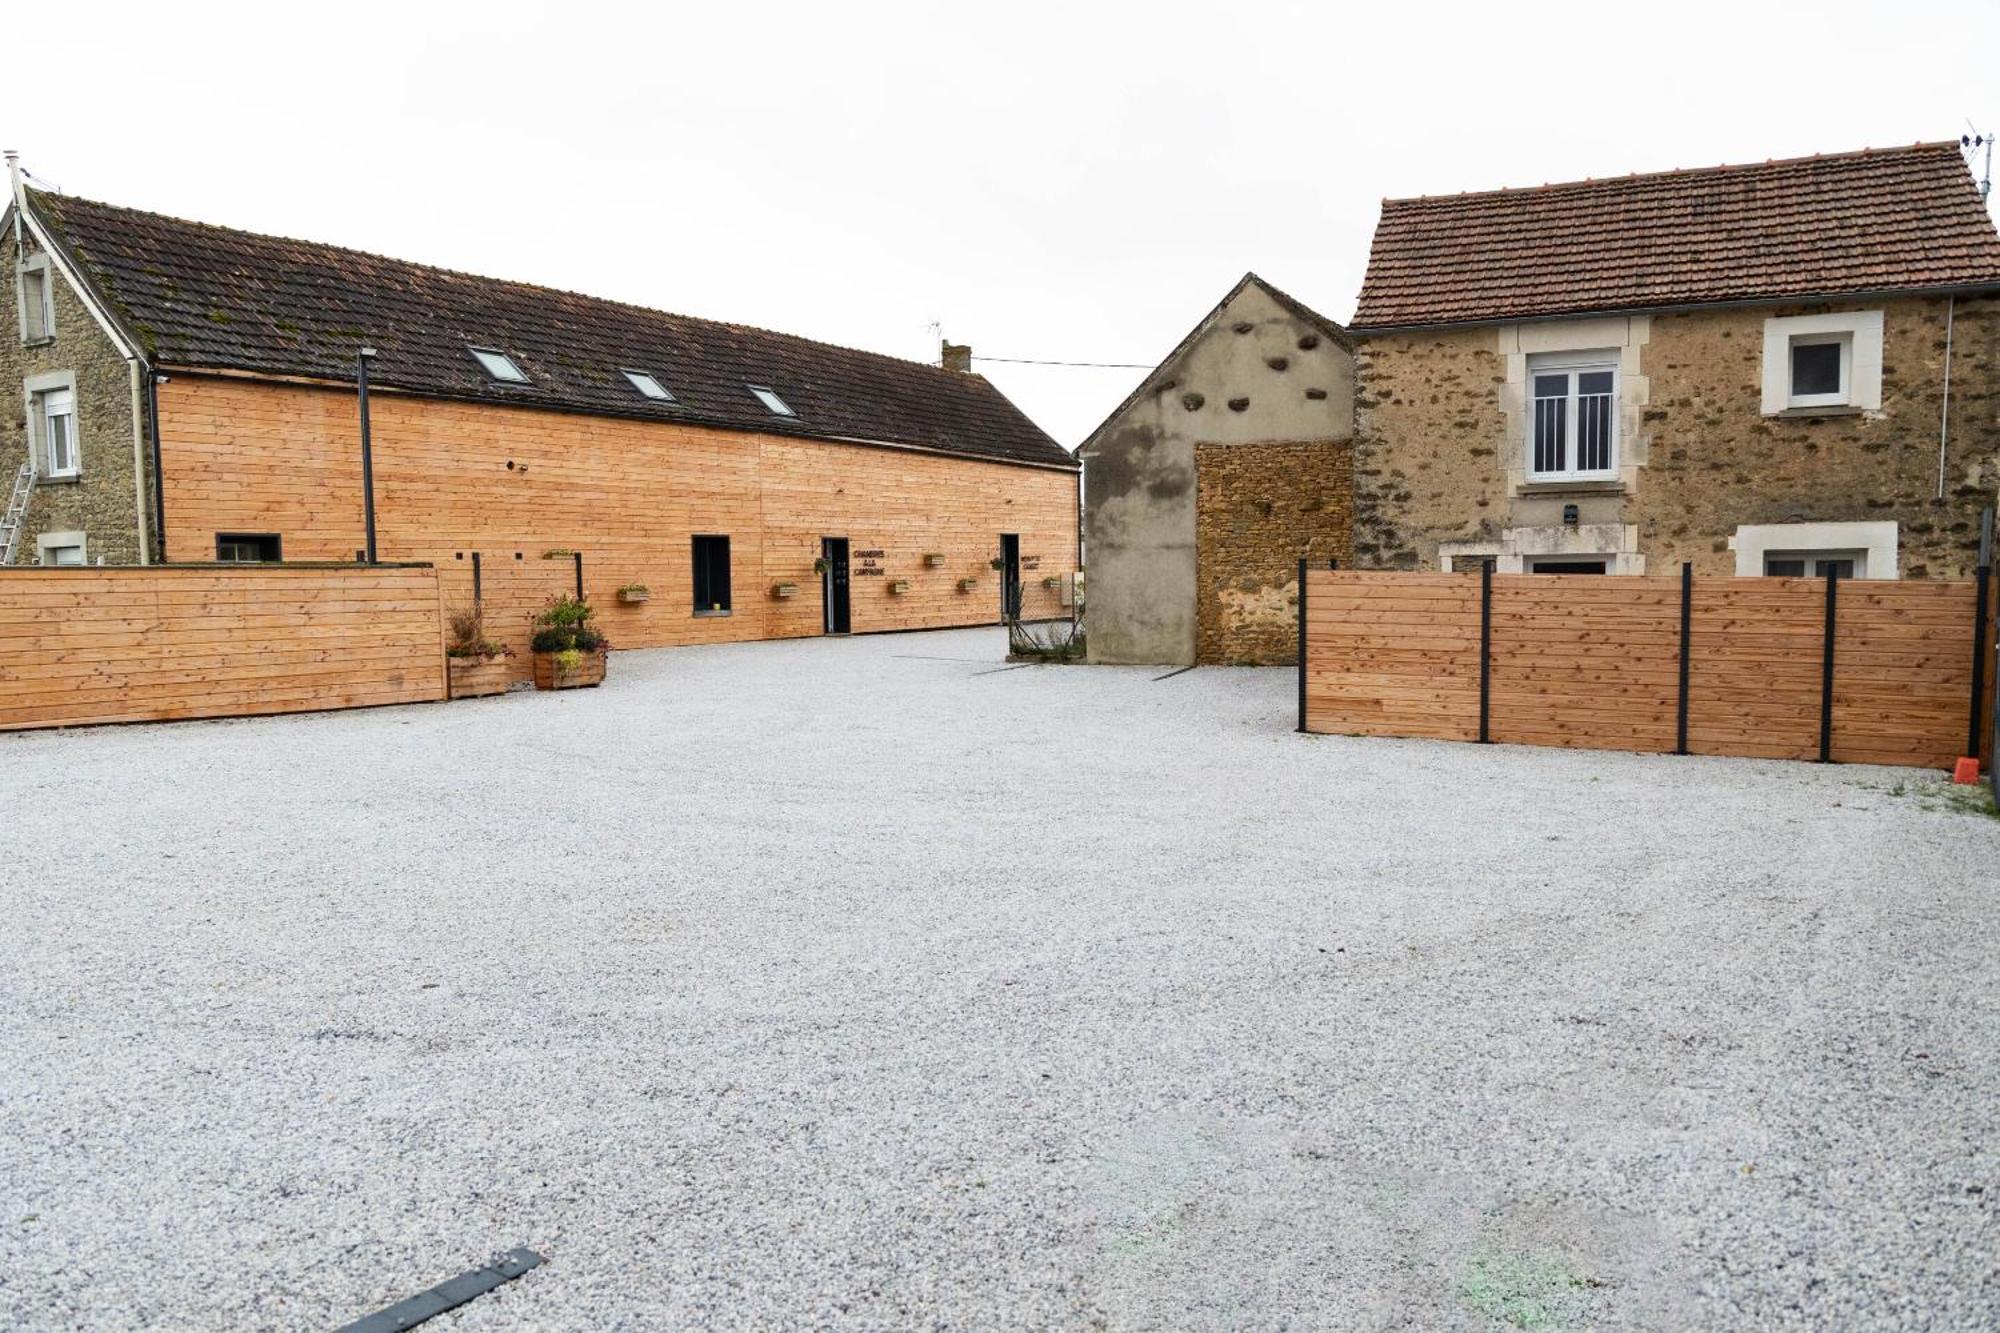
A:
623 369 674 401
748 384 795 416
470 347 529 383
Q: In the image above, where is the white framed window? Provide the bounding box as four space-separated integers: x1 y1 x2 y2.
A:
18 254 55 344
622 369 674 401
469 347 529 383
1732 522 1897 580
1526 353 1617 481
747 384 795 416
37 532 86 566
34 384 78 477
1763 550 1864 578
1761 311 1883 414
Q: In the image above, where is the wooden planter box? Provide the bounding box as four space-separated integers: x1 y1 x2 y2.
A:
447 653 512 699
771 582 799 599
923 553 946 568
617 588 650 604
532 647 607 690
888 579 911 595
956 578 978 593
1042 576 1062 590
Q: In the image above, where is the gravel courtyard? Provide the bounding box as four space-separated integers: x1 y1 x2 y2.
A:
2 626 1996 1331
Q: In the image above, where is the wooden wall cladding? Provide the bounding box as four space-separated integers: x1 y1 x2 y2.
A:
157 377 1079 678
1303 569 1989 770
0 565 445 731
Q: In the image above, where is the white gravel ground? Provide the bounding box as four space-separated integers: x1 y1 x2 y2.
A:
2 626 1996 1331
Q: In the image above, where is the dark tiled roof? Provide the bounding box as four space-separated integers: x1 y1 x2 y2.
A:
29 190 1074 469
1351 142 2000 330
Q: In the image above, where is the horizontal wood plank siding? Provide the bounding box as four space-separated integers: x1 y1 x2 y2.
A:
158 378 1079 677
1304 569 1987 769
0 565 445 730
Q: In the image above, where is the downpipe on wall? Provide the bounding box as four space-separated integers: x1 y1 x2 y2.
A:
1936 294 1955 501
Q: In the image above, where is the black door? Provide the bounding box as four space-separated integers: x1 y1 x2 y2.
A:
999 533 1021 620
821 537 851 634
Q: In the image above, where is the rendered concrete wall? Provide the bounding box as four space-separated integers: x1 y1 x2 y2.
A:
1082 282 1354 665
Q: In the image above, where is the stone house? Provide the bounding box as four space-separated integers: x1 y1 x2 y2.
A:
0 155 155 567
1080 273 1354 665
1348 141 2000 580
0 164 1081 663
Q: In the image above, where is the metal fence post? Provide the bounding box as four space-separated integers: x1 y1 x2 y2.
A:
1818 567 1839 763
1296 557 1308 734
1969 508 1993 763
1674 561 1692 755
573 551 584 601
1478 558 1493 744
471 551 482 612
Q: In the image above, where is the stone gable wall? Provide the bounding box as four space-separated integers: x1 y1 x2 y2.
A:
0 226 148 565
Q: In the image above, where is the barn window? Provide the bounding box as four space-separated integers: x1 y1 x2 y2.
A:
469 347 529 383
692 535 732 614
747 385 795 417
18 254 55 343
216 533 283 562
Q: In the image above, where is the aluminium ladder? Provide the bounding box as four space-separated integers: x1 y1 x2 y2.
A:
0 461 34 565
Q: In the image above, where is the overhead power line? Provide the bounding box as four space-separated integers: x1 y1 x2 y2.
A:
970 355 1153 369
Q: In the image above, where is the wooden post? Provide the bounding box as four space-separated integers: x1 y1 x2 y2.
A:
1478 558 1493 744
1819 567 1839 763
1296 557 1308 734
1674 561 1692 755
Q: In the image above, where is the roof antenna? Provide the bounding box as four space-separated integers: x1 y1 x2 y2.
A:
1963 127 1993 201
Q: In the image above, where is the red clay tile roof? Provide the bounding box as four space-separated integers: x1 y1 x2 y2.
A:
28 190 1074 470
1350 142 2000 330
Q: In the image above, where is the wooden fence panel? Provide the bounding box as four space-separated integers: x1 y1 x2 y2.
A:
1685 579 1826 761
1302 571 1481 740
1831 579 1979 769
1303 569 1989 770
0 565 445 731
1489 574 1682 752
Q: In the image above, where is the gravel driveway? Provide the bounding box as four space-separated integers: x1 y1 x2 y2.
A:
2 627 1996 1330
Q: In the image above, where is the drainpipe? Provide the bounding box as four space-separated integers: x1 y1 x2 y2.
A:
126 359 150 564
357 347 378 563
146 370 167 562
1936 295 1956 501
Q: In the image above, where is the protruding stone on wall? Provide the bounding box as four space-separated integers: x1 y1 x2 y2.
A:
1266 356 1289 372
1228 397 1249 412
1182 392 1205 411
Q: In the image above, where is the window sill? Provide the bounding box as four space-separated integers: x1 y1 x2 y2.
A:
1515 479 1625 497
20 336 55 350
1769 404 1863 419
38 473 81 486
692 609 733 618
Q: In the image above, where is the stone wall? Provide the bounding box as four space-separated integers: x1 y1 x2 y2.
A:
1353 295 2000 578
1194 440 1351 664
0 226 149 564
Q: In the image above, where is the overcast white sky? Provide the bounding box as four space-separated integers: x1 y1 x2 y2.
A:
4 1 1996 448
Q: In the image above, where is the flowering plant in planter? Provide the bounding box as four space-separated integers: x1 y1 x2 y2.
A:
529 594 608 689
616 583 650 604
445 607 513 698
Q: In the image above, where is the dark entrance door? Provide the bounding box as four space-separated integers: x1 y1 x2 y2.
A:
999 533 1022 620
821 537 851 634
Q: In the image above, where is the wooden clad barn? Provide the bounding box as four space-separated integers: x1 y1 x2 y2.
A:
1 171 1077 674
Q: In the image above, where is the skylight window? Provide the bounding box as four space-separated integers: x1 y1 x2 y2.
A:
623 369 674 401
469 347 529 383
748 384 795 417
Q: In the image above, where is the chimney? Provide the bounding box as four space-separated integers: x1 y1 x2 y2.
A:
941 341 973 373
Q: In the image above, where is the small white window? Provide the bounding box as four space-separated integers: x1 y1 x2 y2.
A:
470 347 529 383
1763 550 1865 579
1761 311 1883 414
18 256 55 343
1526 355 1617 481
38 387 78 477
622 369 674 401
748 384 795 416
1786 334 1850 409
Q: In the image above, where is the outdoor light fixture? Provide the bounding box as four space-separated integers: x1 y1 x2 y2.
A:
1562 503 1579 527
